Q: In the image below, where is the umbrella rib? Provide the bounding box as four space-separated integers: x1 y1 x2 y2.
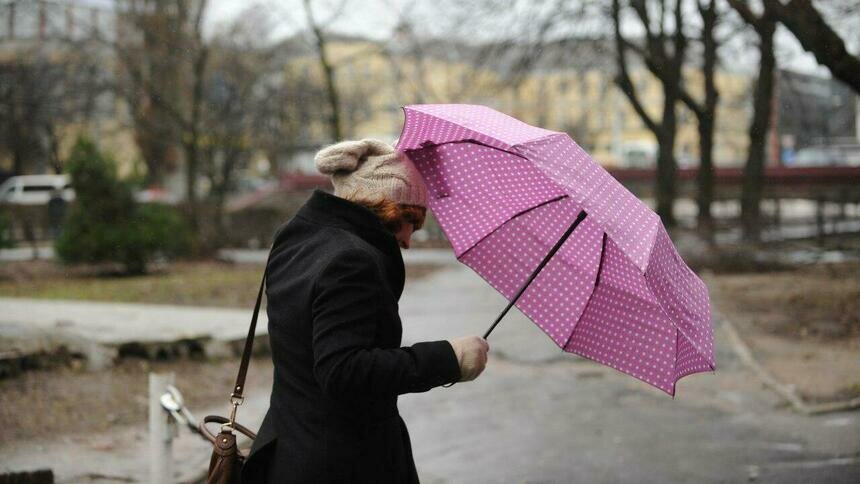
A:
457 194 568 260
483 210 588 340
562 232 608 351
405 138 529 162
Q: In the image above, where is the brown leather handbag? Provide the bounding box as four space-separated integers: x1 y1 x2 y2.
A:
199 258 269 483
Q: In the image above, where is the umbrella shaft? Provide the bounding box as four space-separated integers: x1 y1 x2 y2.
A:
483 210 588 340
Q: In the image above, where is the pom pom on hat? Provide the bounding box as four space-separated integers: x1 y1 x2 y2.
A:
313 138 428 207
314 139 393 175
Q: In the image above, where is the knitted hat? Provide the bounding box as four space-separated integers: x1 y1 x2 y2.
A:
314 138 428 207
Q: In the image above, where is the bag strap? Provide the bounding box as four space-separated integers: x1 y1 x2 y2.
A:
230 241 277 404
230 269 266 402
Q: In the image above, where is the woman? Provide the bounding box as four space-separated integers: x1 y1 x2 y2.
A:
242 139 490 483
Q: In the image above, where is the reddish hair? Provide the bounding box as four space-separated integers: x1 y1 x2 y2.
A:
351 197 426 234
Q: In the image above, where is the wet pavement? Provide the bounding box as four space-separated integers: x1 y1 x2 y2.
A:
2 255 859 483
397 262 860 483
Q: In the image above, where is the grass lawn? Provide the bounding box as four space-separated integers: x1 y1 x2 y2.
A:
0 259 443 307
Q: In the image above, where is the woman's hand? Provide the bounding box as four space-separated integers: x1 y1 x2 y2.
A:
447 336 489 382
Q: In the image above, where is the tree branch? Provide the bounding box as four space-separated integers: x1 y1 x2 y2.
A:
764 0 860 93
613 0 659 134
726 0 760 29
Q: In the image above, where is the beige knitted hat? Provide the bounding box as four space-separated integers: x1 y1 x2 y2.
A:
314 138 428 207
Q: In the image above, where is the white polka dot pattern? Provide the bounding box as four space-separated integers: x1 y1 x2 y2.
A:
645 225 715 384
460 197 604 348
408 142 569 257
567 235 679 393
398 104 715 395
399 104 556 151
515 135 660 273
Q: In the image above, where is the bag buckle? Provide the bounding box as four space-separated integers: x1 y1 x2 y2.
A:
221 396 242 433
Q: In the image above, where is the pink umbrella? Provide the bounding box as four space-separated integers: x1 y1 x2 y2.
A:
397 104 715 395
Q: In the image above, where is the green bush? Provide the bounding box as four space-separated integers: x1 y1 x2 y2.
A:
0 210 12 248
55 137 191 274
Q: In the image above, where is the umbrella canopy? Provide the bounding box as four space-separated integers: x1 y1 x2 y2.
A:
397 104 715 395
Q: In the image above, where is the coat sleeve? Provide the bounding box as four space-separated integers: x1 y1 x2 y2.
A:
310 248 461 400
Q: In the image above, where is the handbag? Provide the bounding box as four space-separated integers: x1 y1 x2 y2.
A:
199 250 271 483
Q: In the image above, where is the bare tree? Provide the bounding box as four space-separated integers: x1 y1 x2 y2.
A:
114 0 182 186
200 39 265 233
383 16 437 105
727 0 777 241
763 0 860 93
0 55 61 175
612 0 688 226
678 0 721 231
113 0 210 231
254 61 327 171
0 43 109 175
302 0 344 142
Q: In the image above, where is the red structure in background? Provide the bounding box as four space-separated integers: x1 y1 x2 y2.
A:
609 165 860 185
610 165 860 201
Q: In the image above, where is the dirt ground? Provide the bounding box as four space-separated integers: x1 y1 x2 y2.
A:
0 259 441 306
709 261 860 402
0 354 274 442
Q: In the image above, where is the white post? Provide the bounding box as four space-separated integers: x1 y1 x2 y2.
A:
149 372 176 484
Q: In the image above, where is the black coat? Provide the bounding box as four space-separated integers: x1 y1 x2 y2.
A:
242 189 461 483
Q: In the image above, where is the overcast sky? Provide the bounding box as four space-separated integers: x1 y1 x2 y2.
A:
74 0 857 78
206 0 854 77
73 0 860 76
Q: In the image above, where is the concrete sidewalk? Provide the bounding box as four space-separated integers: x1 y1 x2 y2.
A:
0 246 54 262
0 298 267 371
217 246 458 266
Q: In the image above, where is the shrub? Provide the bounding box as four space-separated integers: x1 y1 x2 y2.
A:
0 210 12 248
55 137 191 274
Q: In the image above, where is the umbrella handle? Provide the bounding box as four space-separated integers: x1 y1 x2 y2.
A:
442 211 587 390
482 210 588 340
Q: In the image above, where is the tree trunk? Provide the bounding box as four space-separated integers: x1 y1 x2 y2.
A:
696 114 715 227
741 17 777 242
183 38 209 235
612 0 686 227
696 0 719 232
12 148 25 176
183 137 199 233
304 0 342 142
656 102 678 226
212 149 238 238
320 53 342 141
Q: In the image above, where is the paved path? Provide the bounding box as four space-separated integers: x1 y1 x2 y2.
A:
2 260 859 482
0 246 53 261
0 298 266 370
217 247 458 266
397 264 860 483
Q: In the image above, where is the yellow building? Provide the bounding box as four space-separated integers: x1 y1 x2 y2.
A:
300 35 754 168
0 0 140 177
1 4 756 181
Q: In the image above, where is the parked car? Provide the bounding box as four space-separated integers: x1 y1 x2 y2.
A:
0 174 75 205
791 144 860 167
620 141 656 168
